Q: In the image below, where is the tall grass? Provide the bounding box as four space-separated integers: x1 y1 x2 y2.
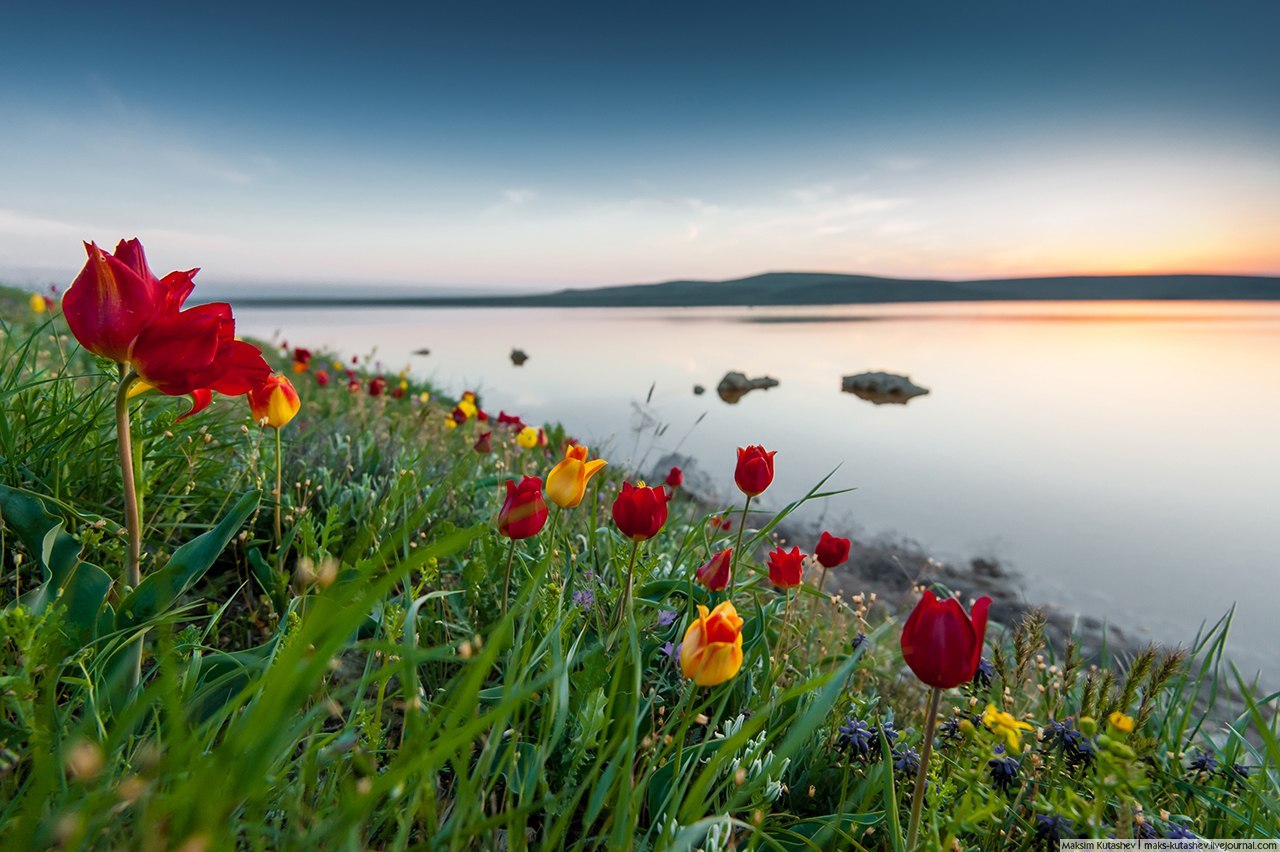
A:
1 292 1277 849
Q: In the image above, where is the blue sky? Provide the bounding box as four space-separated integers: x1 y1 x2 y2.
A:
2 0 1278 292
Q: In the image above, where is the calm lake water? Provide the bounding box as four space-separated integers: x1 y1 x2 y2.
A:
236 301 1280 680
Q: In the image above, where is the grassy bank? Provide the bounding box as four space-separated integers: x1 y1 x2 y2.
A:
1 286 1277 849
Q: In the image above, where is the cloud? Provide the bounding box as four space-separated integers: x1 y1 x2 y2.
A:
502 188 537 205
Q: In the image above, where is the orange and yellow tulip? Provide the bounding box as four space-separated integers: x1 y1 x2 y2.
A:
681 601 744 687
247 373 301 429
545 444 607 509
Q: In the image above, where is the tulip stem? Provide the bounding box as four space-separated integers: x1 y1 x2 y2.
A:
501 539 517 615
273 427 284 548
615 540 640 629
114 367 143 690
804 564 831 647
728 495 751 597
906 686 942 851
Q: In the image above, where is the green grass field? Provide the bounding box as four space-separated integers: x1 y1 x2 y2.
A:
1 286 1277 850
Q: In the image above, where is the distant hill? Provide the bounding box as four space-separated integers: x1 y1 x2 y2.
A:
224 271 1280 308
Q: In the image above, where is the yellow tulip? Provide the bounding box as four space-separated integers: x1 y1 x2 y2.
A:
516 426 539 449
456 398 478 420
981 704 1035 753
681 601 744 687
545 445 607 509
29 293 47 314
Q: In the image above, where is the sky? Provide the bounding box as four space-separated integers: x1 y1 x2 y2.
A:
2 0 1278 293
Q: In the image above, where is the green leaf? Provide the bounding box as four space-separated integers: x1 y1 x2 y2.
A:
118 490 260 628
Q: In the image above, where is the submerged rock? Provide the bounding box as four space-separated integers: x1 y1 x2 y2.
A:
693 384 706 396
510 348 529 366
841 371 929 405
717 371 779 404
412 348 431 356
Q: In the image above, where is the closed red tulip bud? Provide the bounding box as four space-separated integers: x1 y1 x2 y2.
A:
314 369 330 386
247 373 301 429
665 466 684 488
814 531 851 569
368 376 387 397
734 445 776 497
474 431 493 453
391 386 406 399
536 428 548 447
695 549 732 591
611 482 670 542
900 590 992 689
767 546 805 589
292 347 312 367
498 476 548 540
497 411 526 430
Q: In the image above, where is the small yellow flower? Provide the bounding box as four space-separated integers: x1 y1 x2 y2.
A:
399 379 409 391
418 391 431 404
982 703 1035 753
545 445 607 509
444 418 458 430
516 426 539 449
1108 711 1135 734
332 360 344 371
29 292 47 314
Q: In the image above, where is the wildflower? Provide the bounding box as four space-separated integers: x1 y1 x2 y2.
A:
497 476 548 540
892 746 920 780
247 374 301 429
664 466 684 488
987 748 1021 793
516 426 540 449
1226 763 1252 783
497 411 526 430
734 445 776 496
571 589 594 610
391 386 405 399
900 590 991 689
1187 750 1217 775
314 369 330 386
291 347 312 372
455 398 478 421
417 391 430 404
767 546 804 589
545 445 608 509
814 531 851 568
332 360 344 371
709 514 733 532
836 718 877 761
656 609 678 627
937 717 962 743
695 549 732 591
982 704 1035 753
536 428 548 447
29 292 48 313
972 656 995 689
680 601 744 687
347 378 361 393
473 431 492 454
1107 711 1135 734
851 631 867 653
660 641 680 661
611 482 670 542
62 238 190 362
368 376 387 397
1034 814 1073 849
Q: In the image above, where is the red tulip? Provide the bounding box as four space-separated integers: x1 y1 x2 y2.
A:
497 411 526 430
734 445 776 497
474 431 493 453
767 546 805 589
814 532 851 569
368 376 387 397
498 476 549 540
314 369 330 386
62 239 194 362
900 590 992 689
346 378 361 393
695 549 732 591
611 482 670 542
391 386 406 399
665 466 684 489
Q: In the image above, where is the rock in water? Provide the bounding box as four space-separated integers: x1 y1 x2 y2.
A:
510 348 529 366
412 348 431 356
841 371 929 405
693 384 706 396
717 371 780 404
